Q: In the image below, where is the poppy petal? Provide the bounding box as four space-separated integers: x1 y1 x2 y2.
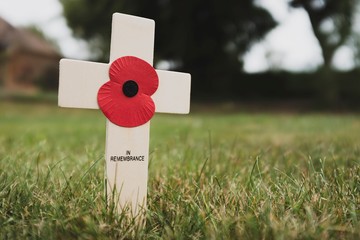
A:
98 81 155 127
109 56 158 96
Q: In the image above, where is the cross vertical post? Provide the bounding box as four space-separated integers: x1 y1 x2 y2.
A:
58 13 191 220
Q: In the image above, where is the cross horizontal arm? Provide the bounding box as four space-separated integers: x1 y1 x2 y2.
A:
153 70 191 114
58 59 108 109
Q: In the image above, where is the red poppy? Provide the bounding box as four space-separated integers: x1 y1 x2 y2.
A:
97 56 159 127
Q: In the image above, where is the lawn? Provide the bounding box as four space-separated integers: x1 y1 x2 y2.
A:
0 102 359 239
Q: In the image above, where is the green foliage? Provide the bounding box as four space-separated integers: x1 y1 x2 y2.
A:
60 0 276 96
167 70 360 108
1 102 360 239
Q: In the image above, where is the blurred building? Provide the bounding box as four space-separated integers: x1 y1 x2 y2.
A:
0 17 61 94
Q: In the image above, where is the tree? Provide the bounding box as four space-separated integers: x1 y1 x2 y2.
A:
290 0 357 104
60 0 276 97
290 0 355 68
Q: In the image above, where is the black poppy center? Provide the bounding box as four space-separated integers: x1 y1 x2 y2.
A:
122 80 139 97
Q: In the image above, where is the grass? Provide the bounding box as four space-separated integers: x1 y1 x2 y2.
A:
0 101 359 239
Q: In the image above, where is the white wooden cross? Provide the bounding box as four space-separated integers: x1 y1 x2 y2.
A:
58 13 191 219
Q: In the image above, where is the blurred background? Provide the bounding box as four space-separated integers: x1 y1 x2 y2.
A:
1 0 360 110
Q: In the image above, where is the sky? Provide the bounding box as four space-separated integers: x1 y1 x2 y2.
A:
0 0 355 72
